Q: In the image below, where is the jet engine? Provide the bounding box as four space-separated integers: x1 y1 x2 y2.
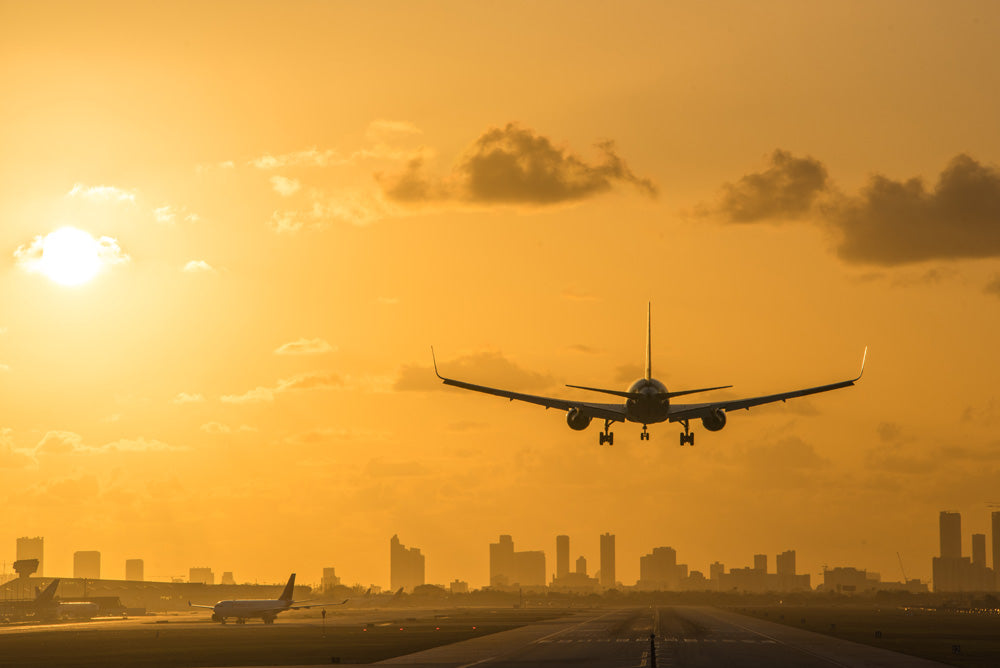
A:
701 408 727 432
566 408 592 431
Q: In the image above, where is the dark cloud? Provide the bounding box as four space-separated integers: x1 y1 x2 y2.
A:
832 154 1000 264
395 351 554 392
716 149 828 222
377 123 657 206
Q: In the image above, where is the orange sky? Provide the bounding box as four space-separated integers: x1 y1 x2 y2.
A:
3 1 1000 589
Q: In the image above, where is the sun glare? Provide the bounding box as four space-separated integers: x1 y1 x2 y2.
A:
38 227 102 286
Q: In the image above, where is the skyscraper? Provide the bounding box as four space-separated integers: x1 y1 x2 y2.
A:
556 535 570 579
390 534 425 593
776 550 796 576
489 535 515 588
74 551 101 579
16 537 44 577
753 554 767 573
992 511 1000 573
599 533 615 589
940 511 961 559
972 533 986 566
125 559 144 581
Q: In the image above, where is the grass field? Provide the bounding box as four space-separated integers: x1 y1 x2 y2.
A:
733 605 1000 667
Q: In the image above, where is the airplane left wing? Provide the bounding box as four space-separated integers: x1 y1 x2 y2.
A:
432 349 627 423
668 348 867 422
188 601 216 610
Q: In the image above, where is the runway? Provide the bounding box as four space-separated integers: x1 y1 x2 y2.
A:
371 606 948 668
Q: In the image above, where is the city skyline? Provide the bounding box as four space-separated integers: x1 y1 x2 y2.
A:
3 2 1000 590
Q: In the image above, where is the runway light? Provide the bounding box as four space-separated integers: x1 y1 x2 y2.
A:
399 627 404 631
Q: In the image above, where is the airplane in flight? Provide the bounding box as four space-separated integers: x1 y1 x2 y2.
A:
432 306 865 446
188 573 346 624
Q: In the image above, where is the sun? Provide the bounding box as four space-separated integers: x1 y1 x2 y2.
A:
38 227 102 286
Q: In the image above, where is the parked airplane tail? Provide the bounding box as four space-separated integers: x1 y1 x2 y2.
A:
35 579 60 603
279 574 296 602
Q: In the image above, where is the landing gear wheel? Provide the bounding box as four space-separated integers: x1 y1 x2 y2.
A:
598 420 614 445
640 425 650 441
679 432 695 446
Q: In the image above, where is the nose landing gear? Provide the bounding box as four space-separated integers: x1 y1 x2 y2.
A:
640 425 650 441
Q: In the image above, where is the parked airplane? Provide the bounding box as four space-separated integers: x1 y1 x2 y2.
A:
188 573 346 624
27 579 99 621
433 305 865 445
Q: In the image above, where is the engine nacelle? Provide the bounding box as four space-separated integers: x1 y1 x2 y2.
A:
701 408 727 432
566 408 592 431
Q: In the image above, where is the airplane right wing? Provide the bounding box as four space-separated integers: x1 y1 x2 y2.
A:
188 601 216 610
432 349 627 423
667 348 867 422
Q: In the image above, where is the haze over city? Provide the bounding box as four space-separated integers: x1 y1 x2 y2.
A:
3 0 1000 597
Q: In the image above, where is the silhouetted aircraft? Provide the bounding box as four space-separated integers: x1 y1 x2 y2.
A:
26 579 99 621
433 305 865 445
188 573 346 624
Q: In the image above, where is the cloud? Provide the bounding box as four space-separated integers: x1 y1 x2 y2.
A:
153 205 200 224
270 175 302 197
831 154 1000 264
67 183 136 202
568 344 601 355
172 392 205 404
201 422 256 434
182 260 214 273
714 149 829 222
250 147 341 169
221 370 341 404
275 370 341 392
739 436 830 470
377 123 657 206
366 119 422 141
14 230 130 276
274 338 335 355
395 351 554 392
33 431 180 454
221 386 275 404
269 189 389 231
0 429 33 468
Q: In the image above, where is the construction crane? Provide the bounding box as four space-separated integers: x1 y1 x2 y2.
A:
896 552 909 583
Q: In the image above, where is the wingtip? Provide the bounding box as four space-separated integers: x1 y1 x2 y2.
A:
431 346 443 379
856 346 868 381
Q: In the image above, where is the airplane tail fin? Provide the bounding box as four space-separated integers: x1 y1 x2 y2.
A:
279 574 296 602
35 579 60 603
645 302 652 381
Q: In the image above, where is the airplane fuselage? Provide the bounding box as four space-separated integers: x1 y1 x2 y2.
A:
625 378 669 424
211 599 290 623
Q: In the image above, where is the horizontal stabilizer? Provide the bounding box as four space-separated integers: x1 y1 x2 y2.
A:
565 384 643 399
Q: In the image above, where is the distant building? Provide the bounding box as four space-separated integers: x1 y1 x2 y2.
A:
599 533 616 589
390 534 425 593
221 572 236 586
940 511 962 559
16 537 44 577
74 551 100 579
993 511 1000 589
489 535 545 589
776 550 795 576
322 567 341 592
576 555 587 575
189 567 214 585
551 549 600 594
823 567 879 594
636 546 682 590
125 559 144 581
753 554 767 573
556 535 570 579
449 579 469 594
709 561 725 582
972 533 986 566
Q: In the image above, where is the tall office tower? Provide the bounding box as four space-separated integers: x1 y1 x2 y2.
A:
992 511 1000 572
125 559 144 581
390 534 425 592
599 533 616 588
576 555 587 575
513 550 547 587
940 511 962 558
972 534 986 566
776 550 796 576
189 567 214 585
322 567 341 591
709 561 725 582
556 535 570 579
753 554 767 573
220 572 236 585
639 546 678 589
74 551 101 579
489 535 515 587
16 537 44 577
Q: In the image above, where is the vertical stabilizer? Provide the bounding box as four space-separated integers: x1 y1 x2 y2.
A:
279 573 296 602
645 302 652 380
35 579 60 603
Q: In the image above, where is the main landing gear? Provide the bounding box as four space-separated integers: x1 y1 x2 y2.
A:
640 425 650 441
679 420 695 446
598 420 614 446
